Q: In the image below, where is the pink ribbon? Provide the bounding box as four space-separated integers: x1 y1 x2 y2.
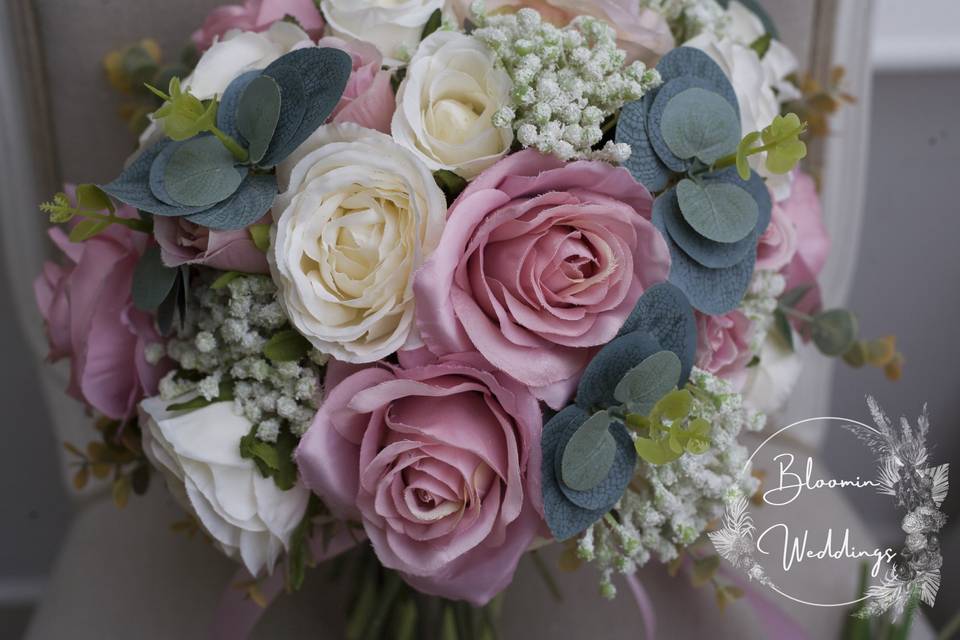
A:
211 529 362 640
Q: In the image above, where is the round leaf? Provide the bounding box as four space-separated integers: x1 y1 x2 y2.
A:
238 75 282 164
164 136 245 207
560 411 616 492
132 245 179 311
614 350 682 415
811 309 858 356
661 87 740 164
676 178 758 243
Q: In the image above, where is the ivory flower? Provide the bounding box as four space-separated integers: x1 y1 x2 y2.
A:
320 0 445 67
392 31 513 179
270 124 447 363
140 398 310 576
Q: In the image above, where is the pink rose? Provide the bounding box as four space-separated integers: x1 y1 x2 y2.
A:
780 171 830 317
450 0 675 64
755 193 798 272
296 353 544 604
695 310 754 390
318 37 396 134
153 216 269 273
414 150 670 407
192 0 324 51
34 212 167 420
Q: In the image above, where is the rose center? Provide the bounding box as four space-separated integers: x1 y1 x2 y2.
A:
429 99 483 145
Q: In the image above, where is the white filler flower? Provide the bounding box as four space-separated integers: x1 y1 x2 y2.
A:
140 398 310 576
321 0 445 67
392 30 513 179
270 123 447 363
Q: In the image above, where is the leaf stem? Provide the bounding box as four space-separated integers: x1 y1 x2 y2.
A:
778 304 814 324
712 123 807 170
210 126 249 162
60 207 153 234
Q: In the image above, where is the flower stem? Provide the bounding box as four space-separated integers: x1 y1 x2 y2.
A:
778 304 814 324
210 126 249 163
70 208 153 234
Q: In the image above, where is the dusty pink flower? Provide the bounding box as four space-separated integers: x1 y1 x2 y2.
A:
756 193 798 272
296 353 543 604
414 150 670 408
450 0 675 64
192 0 324 51
34 211 167 420
779 171 830 318
318 37 396 134
153 216 269 273
695 310 754 390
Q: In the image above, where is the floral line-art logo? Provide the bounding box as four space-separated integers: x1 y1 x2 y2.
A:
710 396 948 618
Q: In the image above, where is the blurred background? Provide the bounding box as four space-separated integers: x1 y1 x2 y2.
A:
0 0 958 637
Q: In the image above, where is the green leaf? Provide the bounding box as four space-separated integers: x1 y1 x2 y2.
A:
211 271 242 290
560 411 616 492
653 388 692 421
614 350 682 415
676 178 759 244
761 113 807 175
811 309 858 356
691 554 721 587
771 307 794 351
749 33 772 58
166 379 235 411
273 431 298 490
660 87 741 165
237 75 282 164
634 436 683 465
68 218 112 242
779 284 812 309
434 170 468 206
421 8 443 40
735 131 761 180
263 329 312 362
842 340 867 368
151 77 216 141
76 184 115 213
163 135 245 207
240 433 280 471
249 223 271 252
132 245 179 311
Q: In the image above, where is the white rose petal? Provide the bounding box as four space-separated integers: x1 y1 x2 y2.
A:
741 335 803 415
140 398 309 577
321 0 444 67
392 31 513 179
270 123 447 363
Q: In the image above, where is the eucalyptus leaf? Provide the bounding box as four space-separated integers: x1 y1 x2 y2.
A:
217 69 260 141
654 47 739 116
676 178 758 244
618 282 698 387
560 411 616 492
779 284 813 309
616 96 672 193
132 245 179 311
772 307 794 351
576 331 662 411
237 75 282 164
660 87 740 164
264 329 311 362
656 187 755 269
186 173 277 231
811 309 858 356
101 141 209 217
613 350 682 415
164 135 246 207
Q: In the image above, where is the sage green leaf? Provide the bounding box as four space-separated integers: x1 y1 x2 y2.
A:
660 87 740 165
237 75 281 164
676 178 758 243
772 307 794 351
264 329 311 362
560 411 616 492
132 245 179 311
779 284 813 309
163 135 245 207
614 350 682 415
811 309 858 356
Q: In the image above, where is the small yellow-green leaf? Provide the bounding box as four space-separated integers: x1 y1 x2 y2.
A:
635 437 683 465
249 224 271 253
69 218 112 242
263 329 311 362
654 389 692 421
73 467 89 490
691 554 721 587
76 184 115 213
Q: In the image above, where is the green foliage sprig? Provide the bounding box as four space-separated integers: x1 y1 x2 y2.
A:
39 184 152 241
64 417 151 508
713 112 808 180
146 77 248 161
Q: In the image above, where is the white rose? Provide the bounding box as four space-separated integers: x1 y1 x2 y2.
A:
320 0 445 67
741 335 803 415
140 398 310 576
392 31 513 179
687 22 799 201
270 123 447 363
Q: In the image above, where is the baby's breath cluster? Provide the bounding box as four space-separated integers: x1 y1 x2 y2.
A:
643 0 729 42
577 369 763 597
471 4 661 162
741 269 787 353
153 274 327 440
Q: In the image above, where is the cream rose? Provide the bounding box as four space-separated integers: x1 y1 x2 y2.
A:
270 123 447 363
320 0 445 67
392 31 513 179
741 335 803 415
140 398 310 576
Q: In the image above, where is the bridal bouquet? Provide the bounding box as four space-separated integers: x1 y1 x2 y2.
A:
34 0 903 637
